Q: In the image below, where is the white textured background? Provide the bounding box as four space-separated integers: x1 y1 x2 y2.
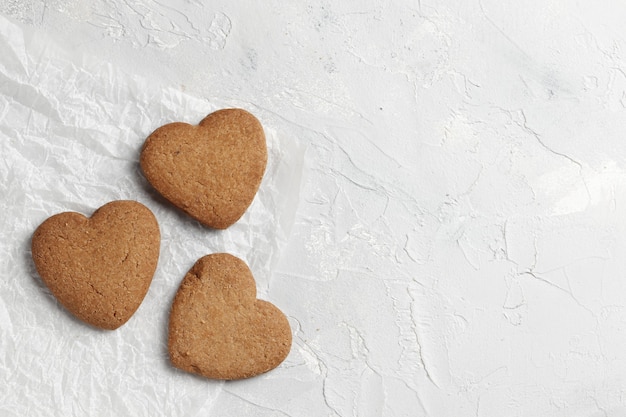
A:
1 1 626 416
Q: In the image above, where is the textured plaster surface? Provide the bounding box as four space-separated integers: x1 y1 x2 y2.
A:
1 1 626 416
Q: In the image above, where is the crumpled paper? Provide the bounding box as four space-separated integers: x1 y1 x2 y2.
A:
0 14 304 416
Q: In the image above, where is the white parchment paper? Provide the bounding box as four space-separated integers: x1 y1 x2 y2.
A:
0 14 305 416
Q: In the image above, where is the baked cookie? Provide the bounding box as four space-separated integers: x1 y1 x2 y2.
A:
31 200 160 330
168 253 291 380
140 108 267 229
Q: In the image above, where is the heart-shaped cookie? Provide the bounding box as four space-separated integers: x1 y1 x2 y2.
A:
168 253 291 380
31 200 160 330
140 108 267 229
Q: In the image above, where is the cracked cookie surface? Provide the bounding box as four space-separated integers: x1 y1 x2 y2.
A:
31 200 160 330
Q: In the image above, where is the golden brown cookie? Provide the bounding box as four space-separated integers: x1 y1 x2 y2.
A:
168 253 291 380
31 200 160 330
140 108 267 229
